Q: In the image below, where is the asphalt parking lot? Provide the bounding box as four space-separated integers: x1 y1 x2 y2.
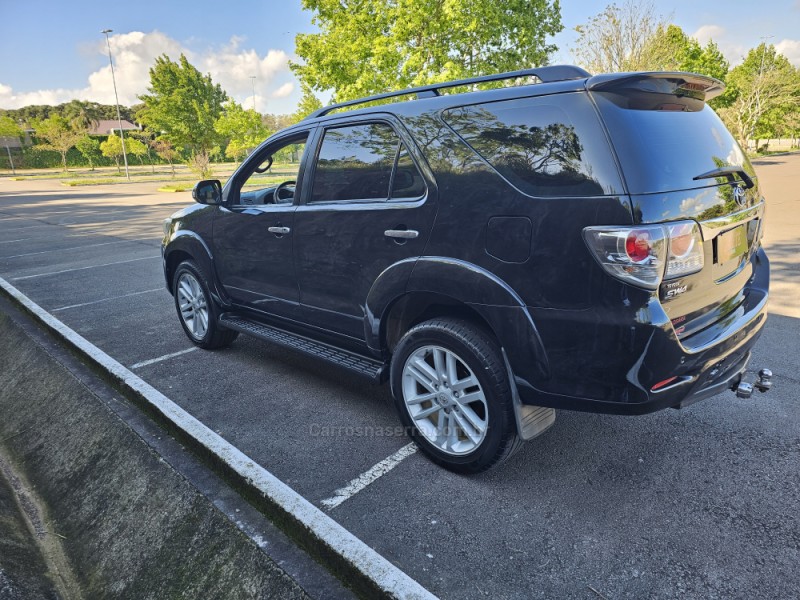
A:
1 156 799 599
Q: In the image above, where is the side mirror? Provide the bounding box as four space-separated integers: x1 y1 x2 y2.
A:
192 179 222 205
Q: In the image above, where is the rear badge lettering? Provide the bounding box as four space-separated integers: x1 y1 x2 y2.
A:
661 279 688 301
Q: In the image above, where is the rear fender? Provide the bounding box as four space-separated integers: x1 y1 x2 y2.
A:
365 257 550 381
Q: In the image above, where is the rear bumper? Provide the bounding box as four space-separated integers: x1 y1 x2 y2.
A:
515 247 769 415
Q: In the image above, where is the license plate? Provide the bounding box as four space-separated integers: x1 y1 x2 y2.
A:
716 225 748 265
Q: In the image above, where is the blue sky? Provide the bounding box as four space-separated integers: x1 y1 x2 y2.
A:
0 0 798 113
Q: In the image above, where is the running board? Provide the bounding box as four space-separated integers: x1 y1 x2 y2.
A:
219 314 388 383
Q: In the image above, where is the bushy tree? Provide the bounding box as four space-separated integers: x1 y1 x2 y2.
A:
33 115 84 171
125 137 149 166
152 138 180 177
100 135 124 173
128 130 158 173
291 84 324 123
572 1 668 73
75 135 102 170
292 0 562 102
214 101 269 163
718 44 800 148
0 116 22 174
138 54 227 168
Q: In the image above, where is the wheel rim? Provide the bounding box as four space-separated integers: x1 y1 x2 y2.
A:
401 345 488 456
176 272 209 340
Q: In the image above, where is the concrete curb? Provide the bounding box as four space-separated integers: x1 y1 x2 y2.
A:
0 276 436 600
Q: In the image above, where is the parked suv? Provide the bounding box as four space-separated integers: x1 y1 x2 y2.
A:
162 66 771 473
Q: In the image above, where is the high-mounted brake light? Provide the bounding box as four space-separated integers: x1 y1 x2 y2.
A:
584 220 704 290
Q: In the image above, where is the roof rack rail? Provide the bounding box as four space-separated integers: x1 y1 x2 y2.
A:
304 65 591 120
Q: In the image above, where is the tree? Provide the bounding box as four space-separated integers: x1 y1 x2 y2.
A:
263 113 294 132
138 54 228 167
100 135 124 173
33 115 84 171
214 101 269 163
718 44 800 149
0 116 21 174
129 130 157 173
571 1 668 73
291 84 324 123
152 138 180 177
125 137 149 167
637 24 732 107
292 0 562 102
75 135 102 170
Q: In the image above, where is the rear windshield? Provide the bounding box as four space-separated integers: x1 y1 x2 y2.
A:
593 93 755 194
443 92 623 198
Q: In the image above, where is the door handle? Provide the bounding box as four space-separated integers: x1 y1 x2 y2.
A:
268 226 291 235
384 229 419 239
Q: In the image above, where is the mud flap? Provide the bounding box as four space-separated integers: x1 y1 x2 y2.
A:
502 348 556 441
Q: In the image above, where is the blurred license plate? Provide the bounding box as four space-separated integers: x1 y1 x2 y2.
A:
716 225 748 265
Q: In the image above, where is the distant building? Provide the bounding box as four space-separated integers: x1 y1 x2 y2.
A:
88 119 140 136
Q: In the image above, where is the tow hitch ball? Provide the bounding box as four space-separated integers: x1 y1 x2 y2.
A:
734 369 773 399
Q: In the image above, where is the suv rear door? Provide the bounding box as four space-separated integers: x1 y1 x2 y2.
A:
293 115 436 340
589 73 766 347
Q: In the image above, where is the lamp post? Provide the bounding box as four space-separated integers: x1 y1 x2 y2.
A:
250 76 257 112
101 29 130 181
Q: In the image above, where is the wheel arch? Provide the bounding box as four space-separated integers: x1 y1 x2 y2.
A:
365 257 550 382
163 232 216 296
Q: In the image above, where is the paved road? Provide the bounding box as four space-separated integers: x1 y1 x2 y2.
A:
1 158 798 599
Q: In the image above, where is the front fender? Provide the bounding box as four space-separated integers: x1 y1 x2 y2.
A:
163 231 218 297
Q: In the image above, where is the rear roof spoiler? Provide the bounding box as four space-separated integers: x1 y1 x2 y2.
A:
586 72 725 102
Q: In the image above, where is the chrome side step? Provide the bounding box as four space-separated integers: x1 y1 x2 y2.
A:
219 314 388 383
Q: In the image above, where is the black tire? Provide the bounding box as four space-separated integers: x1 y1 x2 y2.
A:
172 260 238 350
390 318 521 474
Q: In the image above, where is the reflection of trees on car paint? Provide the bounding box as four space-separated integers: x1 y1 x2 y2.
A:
446 106 604 196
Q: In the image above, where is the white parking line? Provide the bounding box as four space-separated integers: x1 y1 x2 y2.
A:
0 276 437 600
2 238 156 259
12 255 160 281
130 347 199 370
52 288 163 312
321 443 418 511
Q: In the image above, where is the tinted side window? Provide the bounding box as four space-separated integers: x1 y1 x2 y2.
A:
443 93 623 197
391 144 426 199
311 123 398 202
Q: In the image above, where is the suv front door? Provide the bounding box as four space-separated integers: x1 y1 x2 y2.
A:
293 117 436 340
213 131 312 319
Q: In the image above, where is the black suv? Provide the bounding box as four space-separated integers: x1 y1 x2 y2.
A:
162 66 771 473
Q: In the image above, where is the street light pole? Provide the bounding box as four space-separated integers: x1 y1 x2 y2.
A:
101 29 130 181
250 76 257 112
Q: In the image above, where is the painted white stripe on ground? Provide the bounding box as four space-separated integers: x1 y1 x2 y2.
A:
52 288 163 312
3 238 157 259
0 276 437 600
321 443 418 511
130 347 199 369
12 255 160 281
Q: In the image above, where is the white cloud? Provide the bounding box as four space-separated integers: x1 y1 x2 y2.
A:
0 30 292 112
691 24 748 65
693 25 725 45
776 39 800 67
271 82 294 98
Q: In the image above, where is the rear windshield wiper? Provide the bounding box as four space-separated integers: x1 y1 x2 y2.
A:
693 166 754 189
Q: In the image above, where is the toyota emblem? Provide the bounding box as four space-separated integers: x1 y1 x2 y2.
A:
733 185 746 206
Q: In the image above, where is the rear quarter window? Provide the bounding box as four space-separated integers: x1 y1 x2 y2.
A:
443 92 623 198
